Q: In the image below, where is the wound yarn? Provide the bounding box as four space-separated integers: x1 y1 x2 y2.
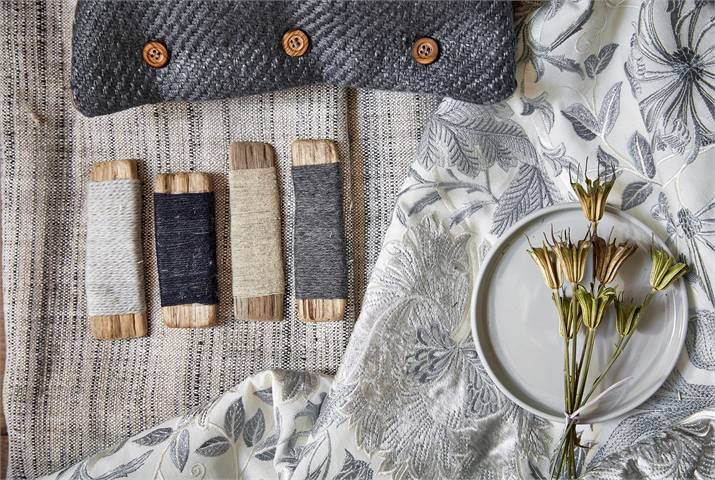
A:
229 168 284 298
86 179 146 315
292 162 347 299
154 192 218 306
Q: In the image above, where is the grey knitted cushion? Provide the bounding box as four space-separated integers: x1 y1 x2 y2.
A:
71 0 516 117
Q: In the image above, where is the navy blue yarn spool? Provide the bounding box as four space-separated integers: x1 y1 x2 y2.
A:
154 192 218 306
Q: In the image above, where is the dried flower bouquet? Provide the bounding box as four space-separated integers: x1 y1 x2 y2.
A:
527 170 688 479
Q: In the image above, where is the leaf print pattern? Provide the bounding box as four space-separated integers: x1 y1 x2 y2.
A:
561 103 600 140
621 181 653 210
169 429 190 472
334 450 374 480
687 310 715 370
132 427 172 447
627 132 656 178
195 436 230 457
225 397 245 442
585 43 618 78
243 409 266 447
306 220 547 479
584 418 715 480
490 164 560 236
521 92 555 132
417 99 537 176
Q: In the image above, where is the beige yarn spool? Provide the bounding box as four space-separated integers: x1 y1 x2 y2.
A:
229 142 285 320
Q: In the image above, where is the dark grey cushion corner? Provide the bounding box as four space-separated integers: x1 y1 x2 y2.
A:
72 0 516 117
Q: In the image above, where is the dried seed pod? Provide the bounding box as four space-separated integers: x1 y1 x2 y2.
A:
575 285 616 330
528 239 562 290
649 246 688 291
615 297 642 337
552 231 590 284
571 167 615 223
594 236 637 284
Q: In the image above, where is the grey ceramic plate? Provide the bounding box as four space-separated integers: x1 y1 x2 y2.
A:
470 203 688 423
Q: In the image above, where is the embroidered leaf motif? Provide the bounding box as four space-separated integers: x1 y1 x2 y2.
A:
561 104 599 141
243 409 266 447
597 146 619 171
687 311 715 371
169 429 190 472
598 82 622 136
417 119 451 170
295 396 325 424
585 43 618 78
621 181 653 210
78 450 153 479
254 387 274 406
628 132 656 178
255 432 280 461
542 54 584 79
450 200 487 227
195 436 230 457
334 450 374 480
540 140 578 178
225 398 245 442
490 164 559 236
418 101 537 175
520 93 555 132
408 191 442 217
133 427 173 446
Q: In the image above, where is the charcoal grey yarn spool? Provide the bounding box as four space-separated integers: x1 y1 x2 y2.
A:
292 162 347 299
154 192 218 307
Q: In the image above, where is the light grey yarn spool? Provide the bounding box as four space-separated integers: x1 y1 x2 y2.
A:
85 179 146 317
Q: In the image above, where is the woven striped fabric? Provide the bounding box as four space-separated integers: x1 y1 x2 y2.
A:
71 0 515 117
0 0 438 476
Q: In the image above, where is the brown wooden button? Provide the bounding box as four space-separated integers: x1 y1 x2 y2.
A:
143 40 170 69
412 37 439 65
282 29 310 57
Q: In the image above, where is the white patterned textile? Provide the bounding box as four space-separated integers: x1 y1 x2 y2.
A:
42 1 715 479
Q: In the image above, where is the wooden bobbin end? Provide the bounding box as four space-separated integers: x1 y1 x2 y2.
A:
154 172 212 194
229 142 284 321
155 172 218 328
291 139 346 323
161 304 217 328
230 141 276 170
298 299 346 323
291 139 339 167
88 159 148 340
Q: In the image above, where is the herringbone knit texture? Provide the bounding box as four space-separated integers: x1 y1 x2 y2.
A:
71 0 516 117
0 0 439 477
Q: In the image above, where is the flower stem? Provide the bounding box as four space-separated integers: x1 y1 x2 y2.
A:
575 328 596 409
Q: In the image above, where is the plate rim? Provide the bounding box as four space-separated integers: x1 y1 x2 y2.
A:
470 202 688 423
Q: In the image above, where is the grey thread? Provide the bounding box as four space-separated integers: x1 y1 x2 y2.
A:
292 163 347 299
154 192 218 307
85 179 146 316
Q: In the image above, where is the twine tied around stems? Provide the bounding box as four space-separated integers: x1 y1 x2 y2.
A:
564 375 634 424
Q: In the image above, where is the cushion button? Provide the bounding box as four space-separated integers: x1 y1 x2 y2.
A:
143 40 170 69
412 37 439 65
282 29 310 57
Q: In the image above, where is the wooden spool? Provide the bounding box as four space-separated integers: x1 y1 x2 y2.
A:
154 172 218 328
89 159 148 340
229 142 285 320
292 140 347 322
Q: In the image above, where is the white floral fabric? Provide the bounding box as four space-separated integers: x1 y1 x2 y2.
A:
43 1 715 479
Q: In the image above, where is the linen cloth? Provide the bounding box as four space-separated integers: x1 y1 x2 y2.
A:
40 1 715 478
0 0 437 477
